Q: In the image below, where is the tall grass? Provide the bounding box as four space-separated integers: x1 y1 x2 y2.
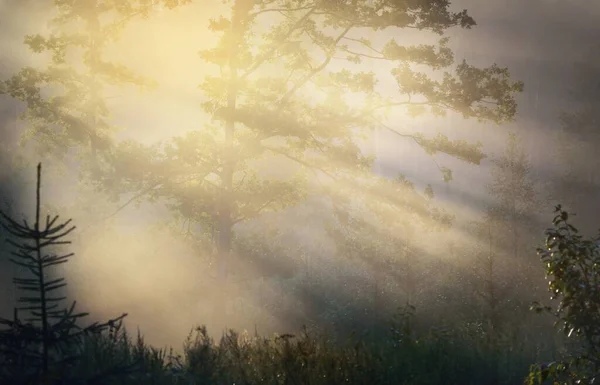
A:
0 164 566 384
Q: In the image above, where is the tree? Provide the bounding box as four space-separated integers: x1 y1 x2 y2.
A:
0 164 133 384
10 0 523 324
487 132 539 264
469 132 541 348
0 0 188 178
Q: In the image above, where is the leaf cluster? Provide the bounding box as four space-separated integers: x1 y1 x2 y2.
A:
0 0 168 165
528 206 600 384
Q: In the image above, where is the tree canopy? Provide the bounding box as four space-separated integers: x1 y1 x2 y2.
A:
1 1 524 322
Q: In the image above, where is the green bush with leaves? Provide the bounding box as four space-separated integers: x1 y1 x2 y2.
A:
526 205 600 385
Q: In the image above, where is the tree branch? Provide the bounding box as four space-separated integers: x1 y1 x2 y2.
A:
278 24 355 106
240 6 317 81
370 117 449 179
232 198 276 224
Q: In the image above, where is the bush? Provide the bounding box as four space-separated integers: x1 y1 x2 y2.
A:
526 205 600 385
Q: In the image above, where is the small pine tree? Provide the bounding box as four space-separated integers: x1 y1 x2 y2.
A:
0 163 135 385
470 132 541 338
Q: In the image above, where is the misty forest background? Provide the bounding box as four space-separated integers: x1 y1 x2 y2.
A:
0 0 599 373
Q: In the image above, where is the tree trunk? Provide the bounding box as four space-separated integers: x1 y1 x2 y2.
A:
213 0 248 328
85 12 102 178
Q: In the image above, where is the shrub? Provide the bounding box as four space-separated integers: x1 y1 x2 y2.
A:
526 205 600 385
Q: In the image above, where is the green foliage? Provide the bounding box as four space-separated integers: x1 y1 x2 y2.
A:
0 316 539 385
1 2 525 331
416 133 486 166
0 164 564 385
88 0 522 263
487 132 538 222
172 318 536 385
466 132 543 339
527 205 600 384
0 164 135 384
0 0 186 173
0 2 549 383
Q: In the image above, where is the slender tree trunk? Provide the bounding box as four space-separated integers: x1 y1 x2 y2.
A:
510 164 519 261
218 58 237 282
486 221 499 385
405 244 414 305
85 14 101 177
214 78 235 326
487 221 497 344
214 0 249 327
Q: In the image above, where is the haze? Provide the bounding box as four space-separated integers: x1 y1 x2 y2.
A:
0 0 599 354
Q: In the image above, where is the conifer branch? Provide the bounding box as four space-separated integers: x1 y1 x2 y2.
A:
0 163 137 384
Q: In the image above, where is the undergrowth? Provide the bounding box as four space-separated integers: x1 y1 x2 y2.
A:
0 164 566 384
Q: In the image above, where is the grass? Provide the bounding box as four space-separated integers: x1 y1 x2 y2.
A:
21 317 557 385
0 164 568 385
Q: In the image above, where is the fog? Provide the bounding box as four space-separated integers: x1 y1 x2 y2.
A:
0 0 599 353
